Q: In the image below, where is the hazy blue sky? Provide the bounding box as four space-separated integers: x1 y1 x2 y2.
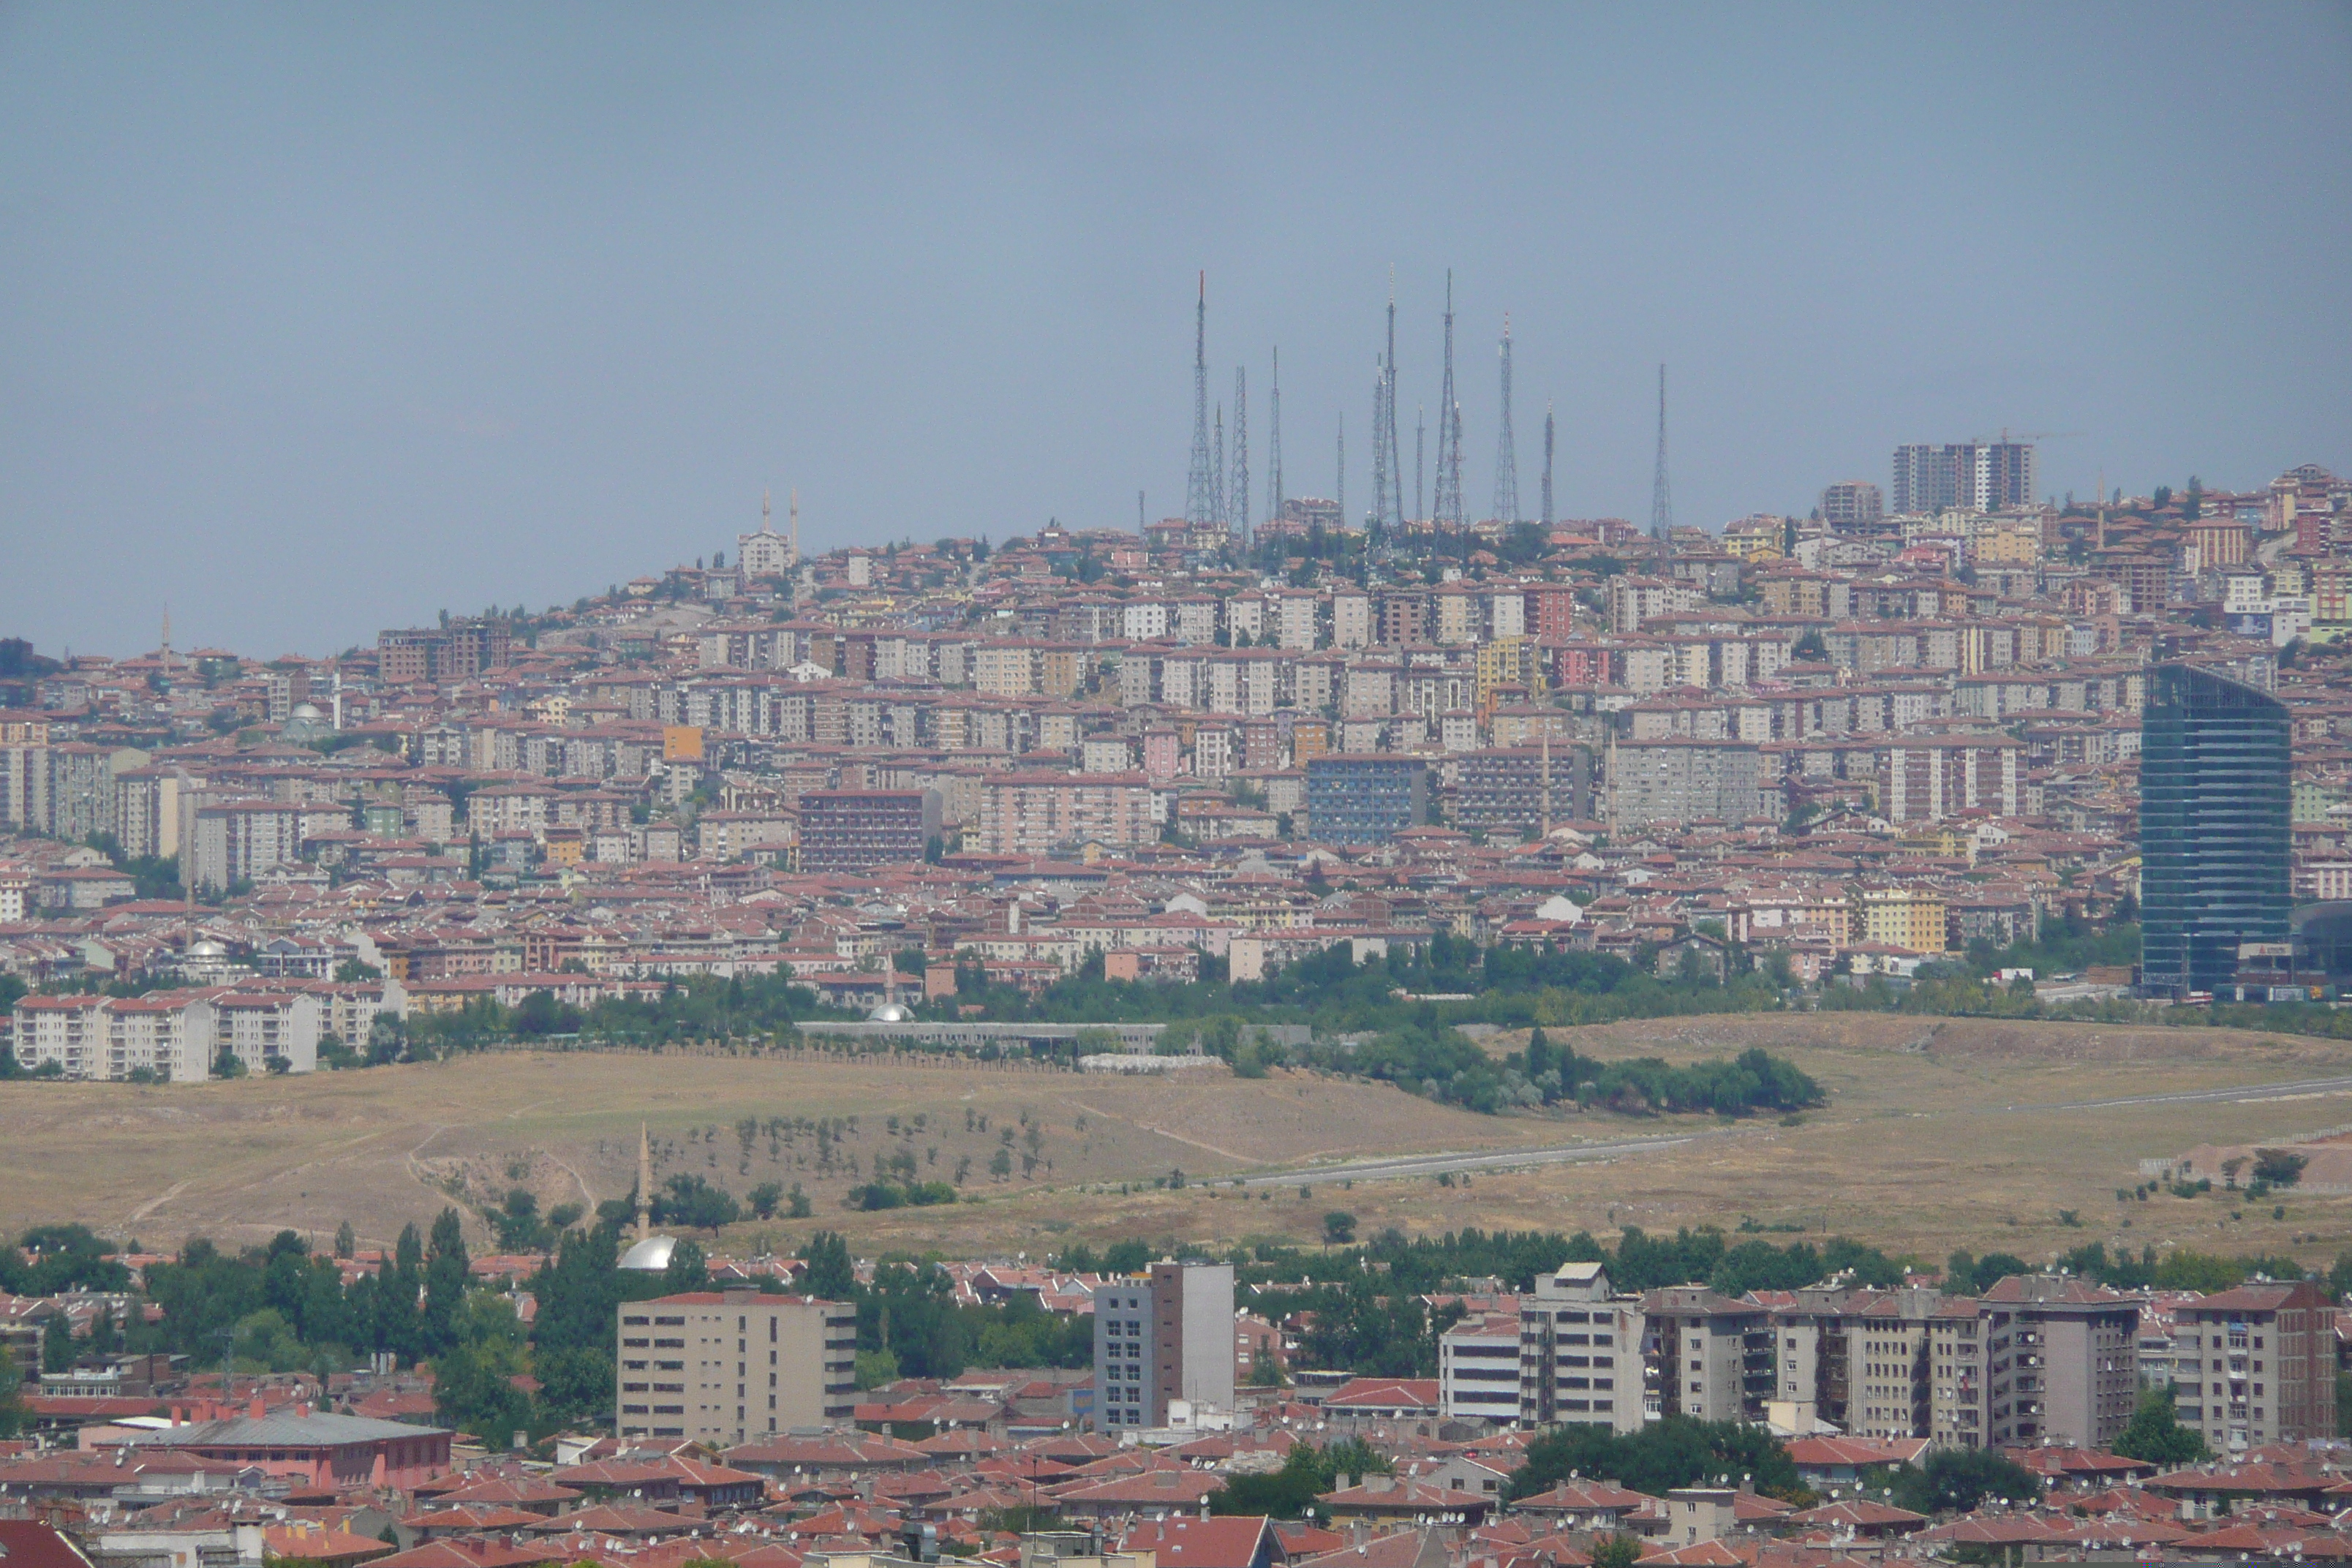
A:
4 4 2348 657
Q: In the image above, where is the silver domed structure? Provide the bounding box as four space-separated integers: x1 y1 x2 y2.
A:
281 702 333 744
867 1000 914 1023
619 1234 678 1272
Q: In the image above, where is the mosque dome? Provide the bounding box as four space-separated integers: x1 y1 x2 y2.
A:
618 1235 679 1272
866 1001 914 1023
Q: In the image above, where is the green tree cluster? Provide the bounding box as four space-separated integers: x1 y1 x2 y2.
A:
1212 1437 1392 1517
1509 1416 1802 1501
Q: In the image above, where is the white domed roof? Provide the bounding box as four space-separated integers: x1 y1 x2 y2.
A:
186 939 228 958
290 703 325 720
867 1001 914 1023
618 1235 678 1271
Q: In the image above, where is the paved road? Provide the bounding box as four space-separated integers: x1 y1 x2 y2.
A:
1237 1131 1720 1188
1240 1071 2352 1188
2010 1073 2352 1114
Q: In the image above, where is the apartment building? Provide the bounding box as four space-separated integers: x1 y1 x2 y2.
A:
211 989 325 1074
0 742 49 832
377 618 511 685
101 992 217 1082
1609 576 1697 633
12 994 106 1079
2171 1281 2335 1452
1331 591 1373 649
1839 1289 1943 1440
113 768 186 862
189 800 304 894
1304 755 1428 844
11 986 336 1079
1821 481 1885 531
1441 1309 1523 1426
1455 747 1593 837
975 773 1154 856
1929 1276 2139 1451
1092 1261 1235 1431
1517 1262 1646 1434
615 1291 856 1446
1893 442 2036 515
1606 738 1766 829
797 789 942 873
1880 738 2024 822
1855 889 1949 954
1645 1287 1773 1424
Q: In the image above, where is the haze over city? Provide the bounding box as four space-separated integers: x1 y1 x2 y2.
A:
19 4 2352 1558
4 3 2348 655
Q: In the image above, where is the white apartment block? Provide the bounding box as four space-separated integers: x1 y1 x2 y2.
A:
190 800 304 894
102 993 217 1082
1609 576 1699 633
211 989 325 1074
1440 1309 1523 1425
1332 591 1373 649
1486 589 1526 639
1269 592 1319 650
11 984 360 1080
1518 1262 1647 1434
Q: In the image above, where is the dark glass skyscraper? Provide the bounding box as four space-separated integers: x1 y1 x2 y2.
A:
2139 663 2291 997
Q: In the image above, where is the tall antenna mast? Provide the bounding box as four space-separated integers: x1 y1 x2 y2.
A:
1186 273 1214 524
1649 363 1673 540
1232 367 1249 546
1266 348 1284 523
1335 412 1345 535
1493 314 1520 524
1373 276 1392 527
1370 361 1390 530
1212 405 1226 528
1433 270 1463 530
1541 400 1556 527
1415 405 1425 523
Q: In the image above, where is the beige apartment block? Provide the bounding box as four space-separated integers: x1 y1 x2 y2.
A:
617 1290 856 1447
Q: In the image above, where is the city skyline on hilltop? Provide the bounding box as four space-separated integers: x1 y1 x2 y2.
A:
3 4 2348 657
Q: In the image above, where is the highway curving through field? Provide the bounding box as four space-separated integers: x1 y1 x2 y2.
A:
1239 1068 2352 1188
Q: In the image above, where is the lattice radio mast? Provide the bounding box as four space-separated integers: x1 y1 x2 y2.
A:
1232 367 1249 546
1186 273 1214 525
1649 363 1673 539
1266 348 1284 523
1541 399 1556 527
1433 270 1463 529
1492 314 1520 524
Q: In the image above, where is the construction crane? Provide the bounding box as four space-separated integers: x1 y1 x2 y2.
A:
1970 429 2084 445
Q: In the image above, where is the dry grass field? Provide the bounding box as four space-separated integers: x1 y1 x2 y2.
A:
9 1012 2352 1273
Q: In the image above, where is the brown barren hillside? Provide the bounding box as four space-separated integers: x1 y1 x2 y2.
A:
5 1013 2352 1270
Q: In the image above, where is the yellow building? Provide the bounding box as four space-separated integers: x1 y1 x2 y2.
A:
1474 636 1544 710
1967 512 2044 567
1722 517 1787 562
1855 887 1948 954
